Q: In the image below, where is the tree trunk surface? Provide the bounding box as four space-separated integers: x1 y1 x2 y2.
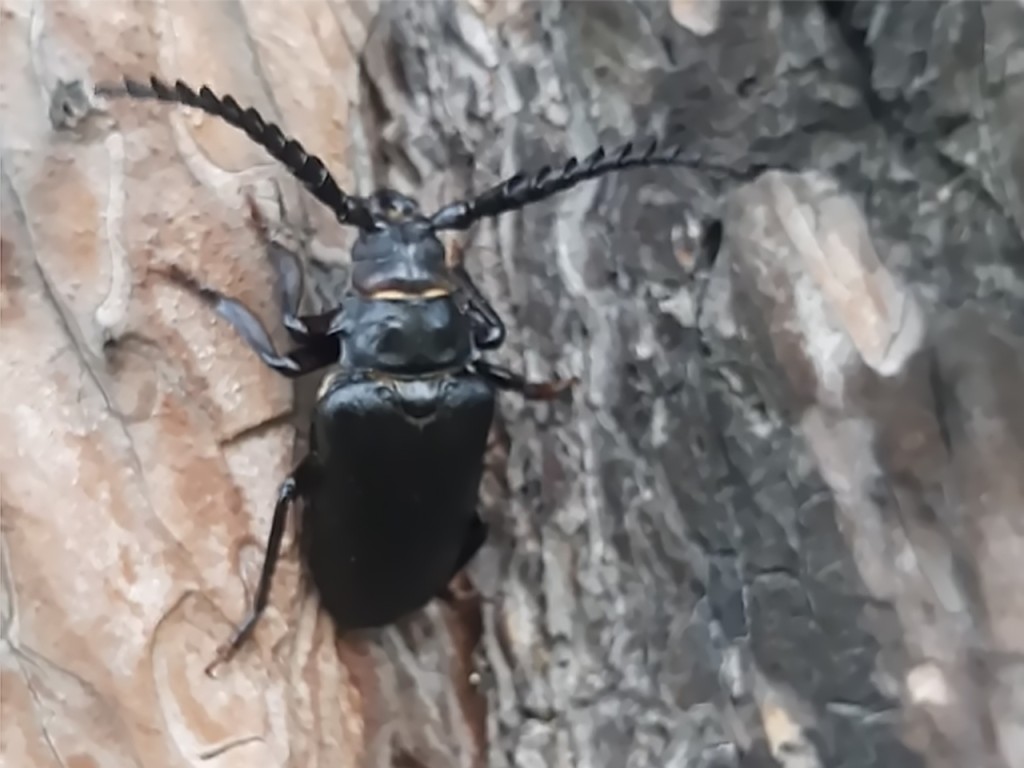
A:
2 1 1023 767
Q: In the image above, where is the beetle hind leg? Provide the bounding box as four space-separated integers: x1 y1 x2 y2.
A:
205 460 313 677
437 515 488 604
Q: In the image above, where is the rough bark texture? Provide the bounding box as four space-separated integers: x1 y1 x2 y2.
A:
2 1 1023 767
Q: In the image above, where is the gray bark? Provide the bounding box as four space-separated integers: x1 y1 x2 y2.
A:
2 2 1022 768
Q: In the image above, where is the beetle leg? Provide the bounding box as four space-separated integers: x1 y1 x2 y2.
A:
205 463 310 677
244 191 340 343
451 263 506 350
245 191 305 331
437 515 489 603
262 241 341 347
473 360 578 400
161 265 335 378
266 240 310 339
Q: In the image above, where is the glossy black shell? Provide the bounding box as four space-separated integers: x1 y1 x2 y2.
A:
299 372 494 628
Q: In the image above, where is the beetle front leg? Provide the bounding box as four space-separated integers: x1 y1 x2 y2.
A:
473 360 578 400
452 263 506 350
266 239 321 340
161 265 337 378
205 461 312 677
245 191 339 342
254 236 344 358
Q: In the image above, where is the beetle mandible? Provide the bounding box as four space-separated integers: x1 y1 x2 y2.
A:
75 75 700 676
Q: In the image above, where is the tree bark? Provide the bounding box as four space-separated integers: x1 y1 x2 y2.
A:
2 1 1023 767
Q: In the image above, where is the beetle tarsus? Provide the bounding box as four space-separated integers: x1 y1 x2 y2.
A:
205 470 306 677
436 580 480 605
475 360 578 401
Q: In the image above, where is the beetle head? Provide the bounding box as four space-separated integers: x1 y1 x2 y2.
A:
351 217 444 264
349 189 449 294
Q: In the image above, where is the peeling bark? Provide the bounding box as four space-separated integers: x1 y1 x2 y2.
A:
2 1 1023 768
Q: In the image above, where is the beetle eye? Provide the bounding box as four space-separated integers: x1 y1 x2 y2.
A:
369 189 421 221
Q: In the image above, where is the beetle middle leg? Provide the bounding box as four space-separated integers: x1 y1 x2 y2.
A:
453 263 506 350
437 515 489 604
446 238 505 349
161 265 336 378
205 459 315 677
473 359 577 400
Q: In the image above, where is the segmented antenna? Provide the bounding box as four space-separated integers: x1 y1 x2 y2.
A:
429 138 689 231
94 75 376 231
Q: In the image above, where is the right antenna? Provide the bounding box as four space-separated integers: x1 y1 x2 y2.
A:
428 138 690 231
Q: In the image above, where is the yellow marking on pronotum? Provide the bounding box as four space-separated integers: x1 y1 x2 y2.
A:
370 287 451 300
317 369 343 399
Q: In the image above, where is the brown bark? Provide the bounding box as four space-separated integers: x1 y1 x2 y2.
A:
2 1 1023 767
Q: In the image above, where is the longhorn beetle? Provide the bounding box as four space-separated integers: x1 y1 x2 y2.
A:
69 74 711 676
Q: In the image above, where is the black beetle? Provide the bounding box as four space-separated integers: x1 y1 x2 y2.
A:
71 75 704 676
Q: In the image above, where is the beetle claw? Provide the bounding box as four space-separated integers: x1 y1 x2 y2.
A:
204 653 225 679
203 638 238 678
